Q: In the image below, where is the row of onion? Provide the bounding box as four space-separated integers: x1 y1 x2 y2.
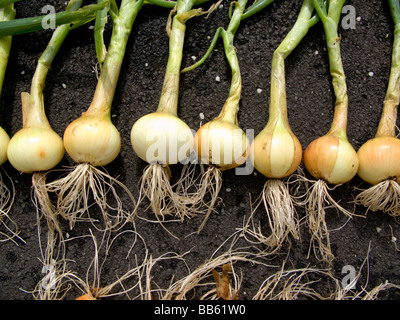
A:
0 0 398 268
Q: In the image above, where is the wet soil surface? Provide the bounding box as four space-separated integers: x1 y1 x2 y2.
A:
0 0 400 300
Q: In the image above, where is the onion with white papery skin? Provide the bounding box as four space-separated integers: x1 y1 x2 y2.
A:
7 127 64 174
130 1 223 226
131 112 193 165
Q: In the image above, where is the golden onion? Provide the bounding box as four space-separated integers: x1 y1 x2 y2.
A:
304 134 358 185
357 136 400 185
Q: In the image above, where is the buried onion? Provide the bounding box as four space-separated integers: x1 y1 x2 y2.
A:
355 0 400 218
246 0 319 253
300 0 359 263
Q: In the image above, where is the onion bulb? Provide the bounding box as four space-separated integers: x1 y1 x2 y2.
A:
44 0 143 231
7 126 64 173
194 119 249 171
354 1 400 218
304 133 358 185
0 126 9 166
299 0 358 263
131 112 193 165
357 136 400 185
130 1 220 225
63 111 121 166
355 125 400 218
251 116 302 179
244 0 321 253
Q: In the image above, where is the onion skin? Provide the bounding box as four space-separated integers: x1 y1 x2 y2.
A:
7 127 64 173
251 118 302 179
0 126 9 166
304 134 358 185
194 120 250 171
357 136 400 185
130 112 194 165
63 113 121 167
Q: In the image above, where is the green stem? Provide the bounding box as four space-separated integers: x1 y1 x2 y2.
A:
0 3 15 95
376 2 400 138
241 0 275 20
144 0 177 8
314 0 348 137
156 0 198 115
389 0 400 27
23 0 84 129
0 1 106 38
215 0 247 125
94 0 110 66
269 0 318 123
88 0 144 116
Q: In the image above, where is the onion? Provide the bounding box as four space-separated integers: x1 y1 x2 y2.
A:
5 0 98 298
299 0 358 263
245 0 318 253
131 112 193 165
130 0 222 226
0 3 17 243
355 3 400 217
45 0 144 231
185 0 253 232
63 111 121 167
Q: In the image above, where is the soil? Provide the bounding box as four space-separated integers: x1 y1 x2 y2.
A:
0 0 400 300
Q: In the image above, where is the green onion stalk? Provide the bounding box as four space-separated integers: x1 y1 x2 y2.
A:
0 3 16 243
0 1 107 38
44 0 147 233
301 0 359 264
190 0 270 233
130 0 220 226
5 0 95 300
355 0 400 219
245 0 319 254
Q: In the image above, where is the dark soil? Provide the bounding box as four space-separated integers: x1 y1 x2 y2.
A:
0 0 400 300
